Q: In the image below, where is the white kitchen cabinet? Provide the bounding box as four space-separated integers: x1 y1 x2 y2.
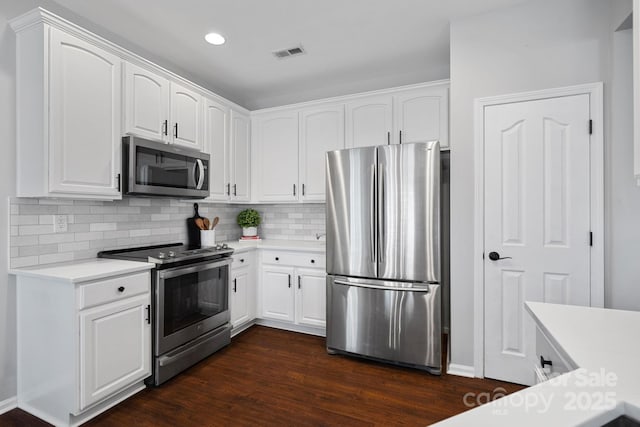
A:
230 252 256 329
124 62 170 142
299 105 345 201
259 250 326 331
230 110 252 202
254 111 299 202
393 85 449 148
79 293 151 410
261 265 296 322
345 95 393 148
295 268 327 328
12 18 122 199
205 98 230 201
14 262 152 426
171 82 203 150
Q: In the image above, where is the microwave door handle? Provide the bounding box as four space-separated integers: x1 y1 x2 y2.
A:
195 159 205 190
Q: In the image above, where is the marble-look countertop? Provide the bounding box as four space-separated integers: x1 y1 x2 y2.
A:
221 239 326 254
10 258 154 284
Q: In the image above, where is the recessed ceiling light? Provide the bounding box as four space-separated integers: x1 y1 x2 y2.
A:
205 32 226 46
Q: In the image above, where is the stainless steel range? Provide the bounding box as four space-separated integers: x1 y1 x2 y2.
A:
99 242 233 385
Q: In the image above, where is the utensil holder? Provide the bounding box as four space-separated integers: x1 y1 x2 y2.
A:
200 230 216 247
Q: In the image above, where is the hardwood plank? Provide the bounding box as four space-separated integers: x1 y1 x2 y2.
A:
1 326 524 426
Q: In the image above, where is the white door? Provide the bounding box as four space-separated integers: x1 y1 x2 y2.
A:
261 266 295 322
170 82 202 150
230 110 251 202
345 95 393 148
205 98 230 201
484 94 592 385
124 62 170 142
256 112 299 202
393 86 449 148
48 28 122 198
299 105 345 202
231 267 251 327
295 269 326 328
79 294 151 410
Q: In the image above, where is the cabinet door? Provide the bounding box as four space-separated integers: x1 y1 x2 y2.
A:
231 267 251 327
295 268 326 328
170 82 203 150
393 86 449 148
345 95 393 148
230 110 251 202
205 98 230 201
299 105 345 202
261 265 295 322
255 112 299 202
79 294 150 410
124 62 170 142
48 28 122 198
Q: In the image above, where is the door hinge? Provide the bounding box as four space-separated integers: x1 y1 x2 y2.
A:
589 231 593 246
589 120 593 135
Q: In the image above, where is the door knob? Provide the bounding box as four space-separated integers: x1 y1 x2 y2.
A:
488 251 512 261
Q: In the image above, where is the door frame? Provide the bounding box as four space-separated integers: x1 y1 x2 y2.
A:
472 82 604 378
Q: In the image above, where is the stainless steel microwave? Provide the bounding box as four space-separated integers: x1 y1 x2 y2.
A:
122 136 210 199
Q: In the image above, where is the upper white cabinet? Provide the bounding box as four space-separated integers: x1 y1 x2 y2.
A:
299 105 345 201
254 111 300 202
204 98 230 201
230 110 252 202
124 64 203 151
13 20 122 199
170 82 203 150
124 62 170 142
345 95 393 148
253 105 345 203
393 85 449 147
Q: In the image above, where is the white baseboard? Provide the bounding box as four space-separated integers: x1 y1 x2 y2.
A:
0 396 17 415
447 363 476 378
255 319 325 337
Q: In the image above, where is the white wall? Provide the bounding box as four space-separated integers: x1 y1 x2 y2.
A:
449 0 639 371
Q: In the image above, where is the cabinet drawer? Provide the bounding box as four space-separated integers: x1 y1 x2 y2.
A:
78 272 150 310
232 252 255 269
262 250 325 269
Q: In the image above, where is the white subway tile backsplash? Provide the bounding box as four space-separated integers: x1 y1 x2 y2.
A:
9 198 325 268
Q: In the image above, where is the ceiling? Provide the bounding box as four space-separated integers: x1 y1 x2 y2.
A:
50 0 528 110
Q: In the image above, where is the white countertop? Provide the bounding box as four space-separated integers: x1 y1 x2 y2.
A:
222 239 326 253
434 302 640 426
10 258 154 284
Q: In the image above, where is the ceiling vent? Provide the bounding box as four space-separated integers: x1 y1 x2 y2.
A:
272 45 306 59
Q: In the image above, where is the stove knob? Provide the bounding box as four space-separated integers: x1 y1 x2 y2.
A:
221 243 228 249
158 252 166 259
168 251 176 258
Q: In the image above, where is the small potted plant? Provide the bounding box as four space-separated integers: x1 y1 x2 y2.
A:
237 208 261 237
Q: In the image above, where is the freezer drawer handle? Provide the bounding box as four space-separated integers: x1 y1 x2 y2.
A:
333 279 431 292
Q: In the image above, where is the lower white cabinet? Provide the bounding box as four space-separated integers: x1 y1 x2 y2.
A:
230 252 256 329
260 250 326 330
15 269 151 426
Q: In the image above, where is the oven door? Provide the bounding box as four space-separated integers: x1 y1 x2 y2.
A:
155 258 231 355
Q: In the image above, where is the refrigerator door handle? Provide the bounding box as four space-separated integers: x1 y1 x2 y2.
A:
370 164 376 264
378 163 385 264
333 279 431 292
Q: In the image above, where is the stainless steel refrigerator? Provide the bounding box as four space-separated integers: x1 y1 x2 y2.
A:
325 140 441 374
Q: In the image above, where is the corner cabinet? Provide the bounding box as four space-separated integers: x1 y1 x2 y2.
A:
345 95 394 148
12 19 122 199
15 269 152 426
258 249 326 332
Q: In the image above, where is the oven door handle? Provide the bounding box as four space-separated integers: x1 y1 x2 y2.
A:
158 258 232 280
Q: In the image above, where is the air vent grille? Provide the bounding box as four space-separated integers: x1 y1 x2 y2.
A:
272 45 306 59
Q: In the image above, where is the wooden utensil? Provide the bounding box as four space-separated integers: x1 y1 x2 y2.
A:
211 216 219 230
203 217 211 230
195 217 207 230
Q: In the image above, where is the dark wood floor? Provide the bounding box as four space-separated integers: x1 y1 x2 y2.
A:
1 326 524 426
